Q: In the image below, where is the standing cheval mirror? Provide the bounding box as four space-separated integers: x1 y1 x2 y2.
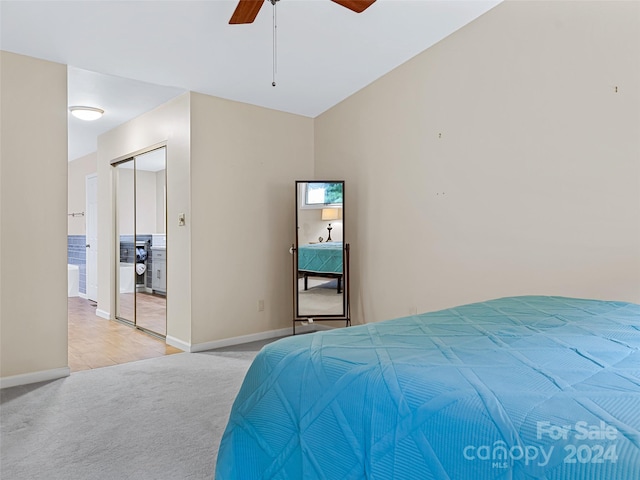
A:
292 181 350 334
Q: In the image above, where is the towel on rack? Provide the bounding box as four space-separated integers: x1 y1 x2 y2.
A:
136 247 147 262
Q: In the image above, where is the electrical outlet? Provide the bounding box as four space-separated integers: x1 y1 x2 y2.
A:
258 299 264 312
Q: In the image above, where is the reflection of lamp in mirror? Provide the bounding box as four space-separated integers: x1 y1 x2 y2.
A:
321 208 340 242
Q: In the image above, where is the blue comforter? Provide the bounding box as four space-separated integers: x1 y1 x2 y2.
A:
298 242 343 274
215 296 640 479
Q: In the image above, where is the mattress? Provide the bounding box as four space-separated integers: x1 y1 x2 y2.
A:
298 242 343 274
215 296 640 479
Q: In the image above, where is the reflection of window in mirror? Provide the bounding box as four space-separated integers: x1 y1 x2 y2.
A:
304 182 343 207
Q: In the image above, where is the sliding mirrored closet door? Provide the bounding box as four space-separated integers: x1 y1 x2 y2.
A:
134 149 167 336
115 160 136 323
114 147 167 338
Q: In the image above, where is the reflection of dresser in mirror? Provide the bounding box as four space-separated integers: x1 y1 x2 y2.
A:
151 234 166 295
293 181 350 334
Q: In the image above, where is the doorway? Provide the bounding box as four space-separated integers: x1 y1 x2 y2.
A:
114 146 167 338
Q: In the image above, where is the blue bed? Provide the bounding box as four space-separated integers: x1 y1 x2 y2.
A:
298 242 343 293
215 296 640 479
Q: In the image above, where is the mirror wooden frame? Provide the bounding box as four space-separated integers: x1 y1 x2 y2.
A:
292 180 350 334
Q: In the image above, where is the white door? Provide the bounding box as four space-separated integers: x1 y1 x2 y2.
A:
86 174 98 301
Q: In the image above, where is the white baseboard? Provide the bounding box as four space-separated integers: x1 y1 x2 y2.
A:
189 327 295 353
96 309 110 319
165 335 191 352
79 292 88 299
169 323 334 353
0 367 70 389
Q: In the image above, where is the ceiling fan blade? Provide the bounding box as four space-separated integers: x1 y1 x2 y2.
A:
330 0 376 14
229 0 265 24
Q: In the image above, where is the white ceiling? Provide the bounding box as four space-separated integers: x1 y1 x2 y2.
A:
1 0 501 161
67 67 185 162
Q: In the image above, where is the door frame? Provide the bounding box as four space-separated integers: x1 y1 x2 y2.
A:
111 144 168 338
85 173 98 301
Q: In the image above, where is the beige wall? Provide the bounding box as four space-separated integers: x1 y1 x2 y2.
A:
314 0 640 324
297 208 344 245
189 92 314 344
0 52 68 377
114 167 160 235
99 92 314 348
156 169 166 233
98 93 192 344
136 169 161 235
115 167 135 235
67 152 97 235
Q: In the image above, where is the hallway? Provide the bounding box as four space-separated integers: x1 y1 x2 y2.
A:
68 297 180 372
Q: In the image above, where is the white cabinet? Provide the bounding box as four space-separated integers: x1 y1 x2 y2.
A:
152 247 166 294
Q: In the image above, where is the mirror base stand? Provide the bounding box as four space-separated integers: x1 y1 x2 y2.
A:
292 317 351 336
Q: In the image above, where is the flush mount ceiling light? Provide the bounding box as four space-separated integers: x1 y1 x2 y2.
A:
69 106 104 121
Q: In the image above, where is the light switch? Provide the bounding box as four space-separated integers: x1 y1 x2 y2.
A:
178 213 185 226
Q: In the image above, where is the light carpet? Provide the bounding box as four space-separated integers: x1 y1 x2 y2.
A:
298 278 344 315
0 347 265 480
